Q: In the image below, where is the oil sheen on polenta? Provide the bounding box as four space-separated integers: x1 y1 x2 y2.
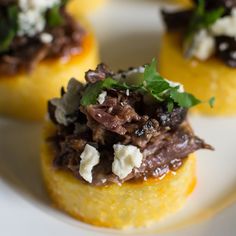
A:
41 121 196 229
160 32 236 116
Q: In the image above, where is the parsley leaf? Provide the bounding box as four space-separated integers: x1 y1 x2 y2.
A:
143 59 170 100
47 0 68 27
209 96 215 108
0 5 18 53
170 90 201 108
80 59 214 111
184 0 224 58
80 78 128 106
47 4 64 27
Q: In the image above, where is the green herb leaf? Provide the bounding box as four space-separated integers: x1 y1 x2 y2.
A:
170 90 202 108
143 59 170 98
80 78 127 106
80 58 214 111
0 5 18 53
47 4 64 27
184 0 224 58
209 96 215 108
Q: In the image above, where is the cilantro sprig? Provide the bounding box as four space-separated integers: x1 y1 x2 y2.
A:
184 0 224 58
81 59 215 111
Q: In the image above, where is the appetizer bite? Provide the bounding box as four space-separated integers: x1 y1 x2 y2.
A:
160 0 236 115
41 60 213 229
0 0 98 120
68 0 106 17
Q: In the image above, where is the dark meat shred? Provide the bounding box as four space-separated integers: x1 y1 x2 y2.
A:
215 36 236 68
156 106 187 129
161 9 193 31
85 63 114 83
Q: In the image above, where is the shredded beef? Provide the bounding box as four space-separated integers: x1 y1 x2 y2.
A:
48 65 213 185
161 10 193 31
0 7 85 75
85 63 114 83
215 36 236 68
0 0 16 5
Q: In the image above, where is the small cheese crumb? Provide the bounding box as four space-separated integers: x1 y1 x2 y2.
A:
112 144 143 179
18 0 60 37
40 33 53 44
79 144 100 183
192 30 215 61
97 91 107 104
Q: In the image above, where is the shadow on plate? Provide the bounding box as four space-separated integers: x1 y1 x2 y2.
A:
0 119 50 205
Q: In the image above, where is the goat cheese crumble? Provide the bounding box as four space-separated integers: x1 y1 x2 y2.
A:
112 144 143 179
17 0 60 37
79 144 100 183
192 30 216 61
97 91 107 104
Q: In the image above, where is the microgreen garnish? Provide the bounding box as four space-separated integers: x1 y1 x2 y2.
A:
184 0 224 58
81 59 215 111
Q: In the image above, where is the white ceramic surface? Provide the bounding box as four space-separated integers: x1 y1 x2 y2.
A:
0 0 235 235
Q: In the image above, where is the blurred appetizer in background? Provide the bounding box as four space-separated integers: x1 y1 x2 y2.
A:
160 0 236 115
0 0 98 120
68 0 106 17
170 0 193 7
41 59 213 229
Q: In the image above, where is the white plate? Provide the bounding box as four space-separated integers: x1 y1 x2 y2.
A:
0 1 236 235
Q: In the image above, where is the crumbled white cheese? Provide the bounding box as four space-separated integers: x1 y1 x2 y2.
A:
79 144 100 183
165 79 184 93
97 91 107 104
211 8 236 37
50 78 81 126
40 33 53 44
112 144 143 179
18 10 45 37
17 0 60 37
192 30 215 61
19 0 60 12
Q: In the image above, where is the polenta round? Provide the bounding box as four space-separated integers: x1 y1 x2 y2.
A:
41 121 197 229
0 32 99 121
159 32 236 116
